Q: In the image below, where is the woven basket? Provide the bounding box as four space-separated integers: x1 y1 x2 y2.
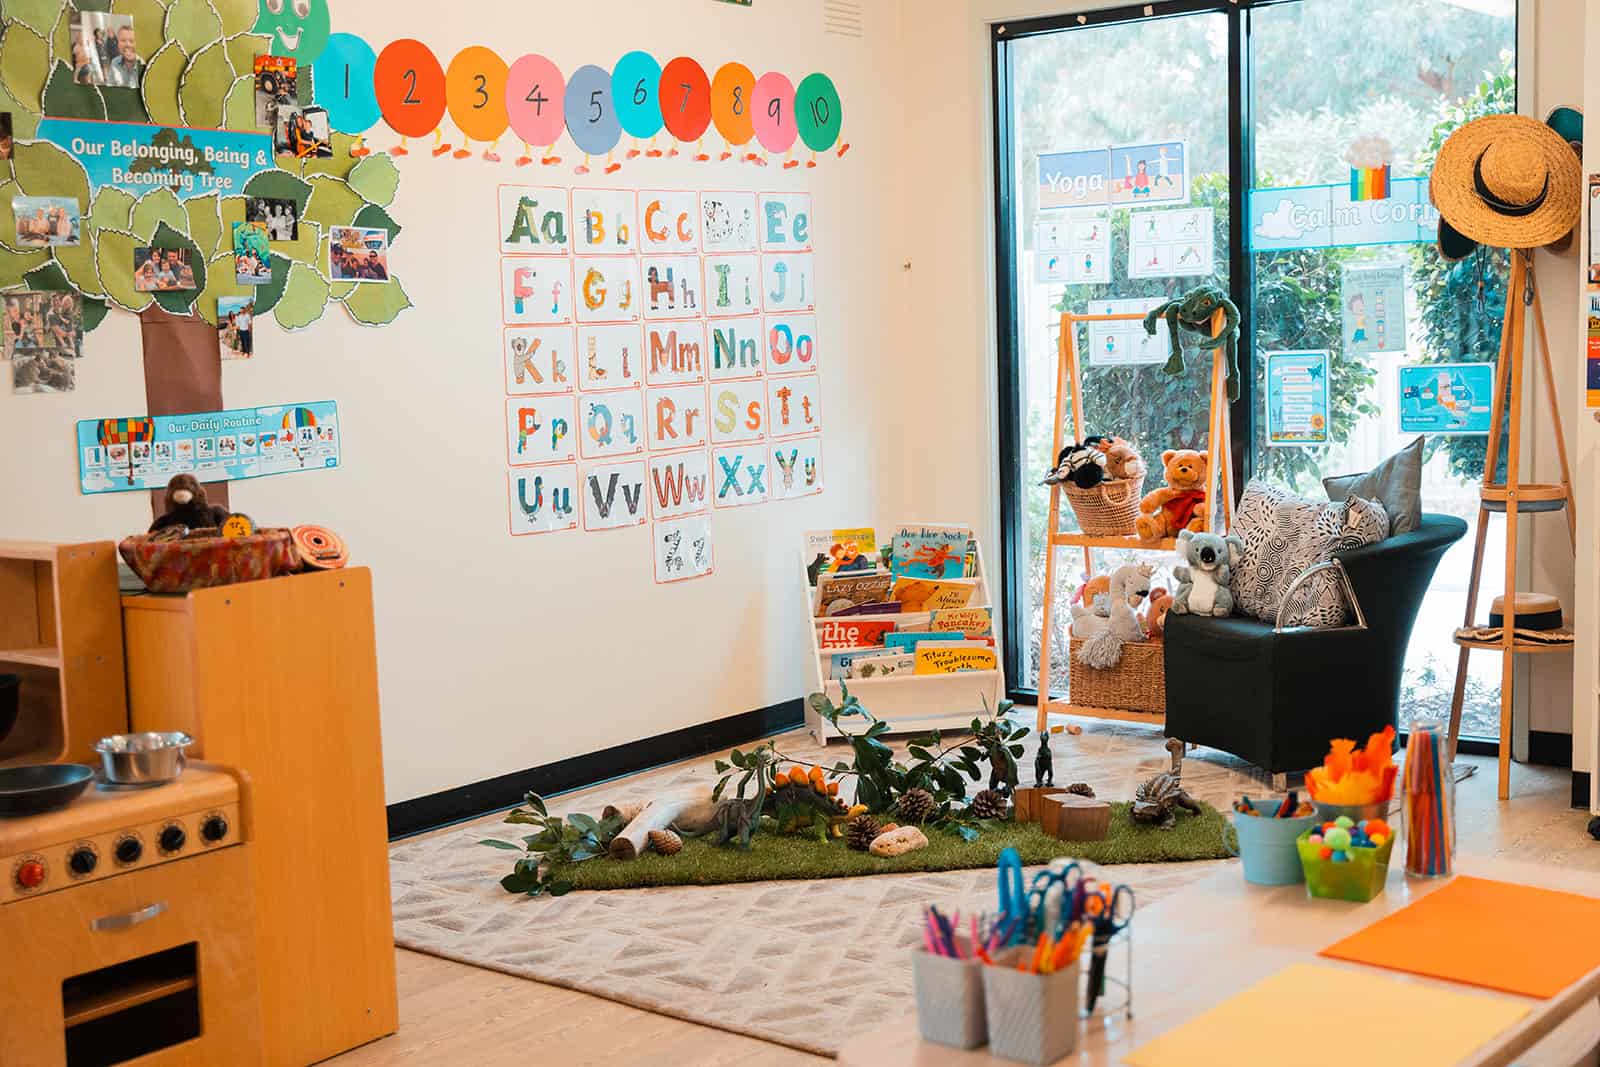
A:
1062 476 1143 537
1068 638 1165 715
119 529 297 593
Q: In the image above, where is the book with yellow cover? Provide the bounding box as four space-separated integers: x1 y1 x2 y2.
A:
891 576 977 613
931 607 992 635
914 644 999 674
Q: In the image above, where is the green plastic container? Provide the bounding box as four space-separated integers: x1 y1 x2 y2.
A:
1295 827 1393 902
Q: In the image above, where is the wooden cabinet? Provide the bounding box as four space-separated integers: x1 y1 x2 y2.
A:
0 540 129 766
122 569 398 1066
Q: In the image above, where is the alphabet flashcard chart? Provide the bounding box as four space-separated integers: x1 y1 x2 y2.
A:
497 184 826 578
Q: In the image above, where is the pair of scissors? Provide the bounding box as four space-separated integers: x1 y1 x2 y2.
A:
995 848 1027 943
1084 882 1135 1011
1026 861 1086 940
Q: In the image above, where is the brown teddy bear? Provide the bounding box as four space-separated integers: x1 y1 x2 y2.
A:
149 474 230 533
1094 436 1147 482
1135 449 1210 541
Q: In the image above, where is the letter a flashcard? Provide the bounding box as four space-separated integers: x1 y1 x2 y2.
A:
499 186 571 255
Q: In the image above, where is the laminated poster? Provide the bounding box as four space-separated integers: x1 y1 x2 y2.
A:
78 401 339 494
654 513 713 583
1588 293 1600 408
1341 264 1407 355
1036 215 1109 285
1398 362 1494 435
1128 208 1212 279
1589 175 1600 288
1085 297 1171 367
1264 351 1329 447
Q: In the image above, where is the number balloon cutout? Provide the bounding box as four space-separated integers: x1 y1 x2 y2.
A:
314 33 380 134
658 57 711 142
751 72 796 154
612 50 663 140
564 64 620 156
796 72 842 152
710 62 755 146
445 46 509 143
506 54 565 149
375 39 446 138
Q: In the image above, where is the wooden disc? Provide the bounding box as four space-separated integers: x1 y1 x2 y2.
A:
291 525 349 570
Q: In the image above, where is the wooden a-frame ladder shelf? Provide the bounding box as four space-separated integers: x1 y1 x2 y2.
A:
1035 309 1235 735
1446 249 1576 802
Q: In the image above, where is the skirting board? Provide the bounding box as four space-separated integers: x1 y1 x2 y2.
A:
386 699 803 839
1528 729 1574 770
1575 770 1591 812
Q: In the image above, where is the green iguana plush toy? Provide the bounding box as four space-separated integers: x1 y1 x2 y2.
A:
1143 285 1242 400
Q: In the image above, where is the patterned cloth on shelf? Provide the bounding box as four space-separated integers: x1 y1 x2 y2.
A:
1231 479 1390 628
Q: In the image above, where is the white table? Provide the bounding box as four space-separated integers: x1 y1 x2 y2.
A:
839 857 1600 1067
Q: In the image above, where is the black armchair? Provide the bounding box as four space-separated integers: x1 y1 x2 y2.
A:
1162 514 1467 775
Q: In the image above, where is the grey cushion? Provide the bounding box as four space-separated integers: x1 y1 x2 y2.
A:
1323 436 1424 535
1232 480 1390 628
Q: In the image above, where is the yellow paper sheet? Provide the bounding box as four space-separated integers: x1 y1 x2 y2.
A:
1123 964 1530 1067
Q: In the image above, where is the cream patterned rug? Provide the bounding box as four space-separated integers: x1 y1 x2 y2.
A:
389 721 1271 1057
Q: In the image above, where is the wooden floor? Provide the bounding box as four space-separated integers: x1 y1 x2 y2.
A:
330 747 1596 1066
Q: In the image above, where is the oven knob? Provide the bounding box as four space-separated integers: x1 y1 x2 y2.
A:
16 860 45 890
201 815 228 843
114 837 143 865
159 825 186 854
68 848 97 876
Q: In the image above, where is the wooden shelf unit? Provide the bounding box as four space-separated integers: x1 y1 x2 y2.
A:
0 540 128 766
1035 310 1235 734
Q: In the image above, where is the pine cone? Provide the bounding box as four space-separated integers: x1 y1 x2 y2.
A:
968 789 1007 820
896 787 936 825
1065 782 1096 798
845 813 883 851
647 829 683 856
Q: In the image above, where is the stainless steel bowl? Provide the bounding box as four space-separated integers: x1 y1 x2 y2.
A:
92 731 193 785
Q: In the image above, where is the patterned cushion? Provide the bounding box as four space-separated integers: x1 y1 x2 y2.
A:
1231 480 1390 628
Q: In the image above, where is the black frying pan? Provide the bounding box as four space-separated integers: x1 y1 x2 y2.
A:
0 764 94 816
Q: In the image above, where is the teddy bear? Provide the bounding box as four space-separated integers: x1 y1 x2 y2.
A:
1091 436 1147 482
149 474 230 533
1144 586 1172 639
1171 530 1242 618
1135 449 1210 541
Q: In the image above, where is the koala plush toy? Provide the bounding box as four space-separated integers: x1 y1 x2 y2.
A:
1171 530 1242 618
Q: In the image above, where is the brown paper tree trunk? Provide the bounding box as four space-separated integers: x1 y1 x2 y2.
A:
139 306 229 517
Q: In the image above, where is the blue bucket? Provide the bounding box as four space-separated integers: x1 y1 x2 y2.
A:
1226 801 1322 885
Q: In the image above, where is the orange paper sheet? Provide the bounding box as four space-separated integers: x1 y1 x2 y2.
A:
1124 964 1529 1067
1320 875 1600 998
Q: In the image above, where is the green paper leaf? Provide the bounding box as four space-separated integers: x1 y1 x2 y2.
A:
221 72 254 131
197 249 249 324
130 186 186 242
0 247 51 289
80 295 109 333
0 81 39 136
48 5 72 71
12 140 91 208
94 227 153 311
298 132 358 181
179 37 233 127
102 82 150 122
53 232 105 296
347 153 399 208
272 259 327 329
111 0 167 62
90 186 137 233
1 23 51 112
341 275 410 326
301 175 361 230
212 0 255 37
149 220 205 313
222 32 267 89
163 0 221 57
218 193 245 237
274 217 319 265
24 260 68 289
249 251 289 316
183 190 221 256
141 41 185 125
242 168 311 213
7 0 65 38
76 0 114 13
43 61 107 121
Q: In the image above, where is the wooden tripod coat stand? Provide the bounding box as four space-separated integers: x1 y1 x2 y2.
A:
1447 249 1576 801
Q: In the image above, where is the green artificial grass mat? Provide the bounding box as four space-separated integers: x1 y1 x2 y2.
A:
551 802 1231 891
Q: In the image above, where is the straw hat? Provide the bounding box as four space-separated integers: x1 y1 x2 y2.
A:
1431 113 1581 253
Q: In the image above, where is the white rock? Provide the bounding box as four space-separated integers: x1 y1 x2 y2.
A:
870 825 929 857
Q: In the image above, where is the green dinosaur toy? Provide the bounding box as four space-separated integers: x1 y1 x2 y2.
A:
1143 285 1242 400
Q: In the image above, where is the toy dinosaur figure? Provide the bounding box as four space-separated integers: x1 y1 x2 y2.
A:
1131 738 1202 830
766 765 865 837
1143 284 1242 400
1034 733 1054 788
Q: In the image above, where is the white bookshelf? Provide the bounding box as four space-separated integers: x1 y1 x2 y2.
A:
802 537 1006 742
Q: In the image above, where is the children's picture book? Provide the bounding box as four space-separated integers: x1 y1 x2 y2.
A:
829 601 902 617
804 526 878 585
890 524 972 580
891 576 978 613
815 572 894 616
932 607 993 635
883 631 966 653
914 645 999 674
817 617 897 651
846 652 915 680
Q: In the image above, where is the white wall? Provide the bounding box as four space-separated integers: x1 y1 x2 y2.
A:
0 0 902 802
1573 0 1600 804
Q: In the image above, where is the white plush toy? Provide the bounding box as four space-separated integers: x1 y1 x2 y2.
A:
1074 563 1153 669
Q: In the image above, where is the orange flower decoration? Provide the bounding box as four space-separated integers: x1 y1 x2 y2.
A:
1304 727 1398 805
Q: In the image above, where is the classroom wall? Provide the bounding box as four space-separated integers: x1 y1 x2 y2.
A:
0 0 902 802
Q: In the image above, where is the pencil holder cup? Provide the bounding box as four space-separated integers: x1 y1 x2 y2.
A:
980 950 1081 1065
1297 828 1394 903
1226 801 1321 885
910 939 987 1050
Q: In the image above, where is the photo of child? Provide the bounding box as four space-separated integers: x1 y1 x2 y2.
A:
3 291 83 360
133 247 198 292
12 195 81 247
77 12 141 89
275 105 332 159
246 197 299 241
329 226 389 284
253 54 297 132
233 221 273 286
219 295 254 360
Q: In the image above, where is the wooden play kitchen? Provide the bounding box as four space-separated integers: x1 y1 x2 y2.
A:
0 540 396 1066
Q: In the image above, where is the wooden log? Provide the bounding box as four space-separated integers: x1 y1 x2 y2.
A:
1014 787 1066 824
1043 795 1111 842
609 789 710 859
